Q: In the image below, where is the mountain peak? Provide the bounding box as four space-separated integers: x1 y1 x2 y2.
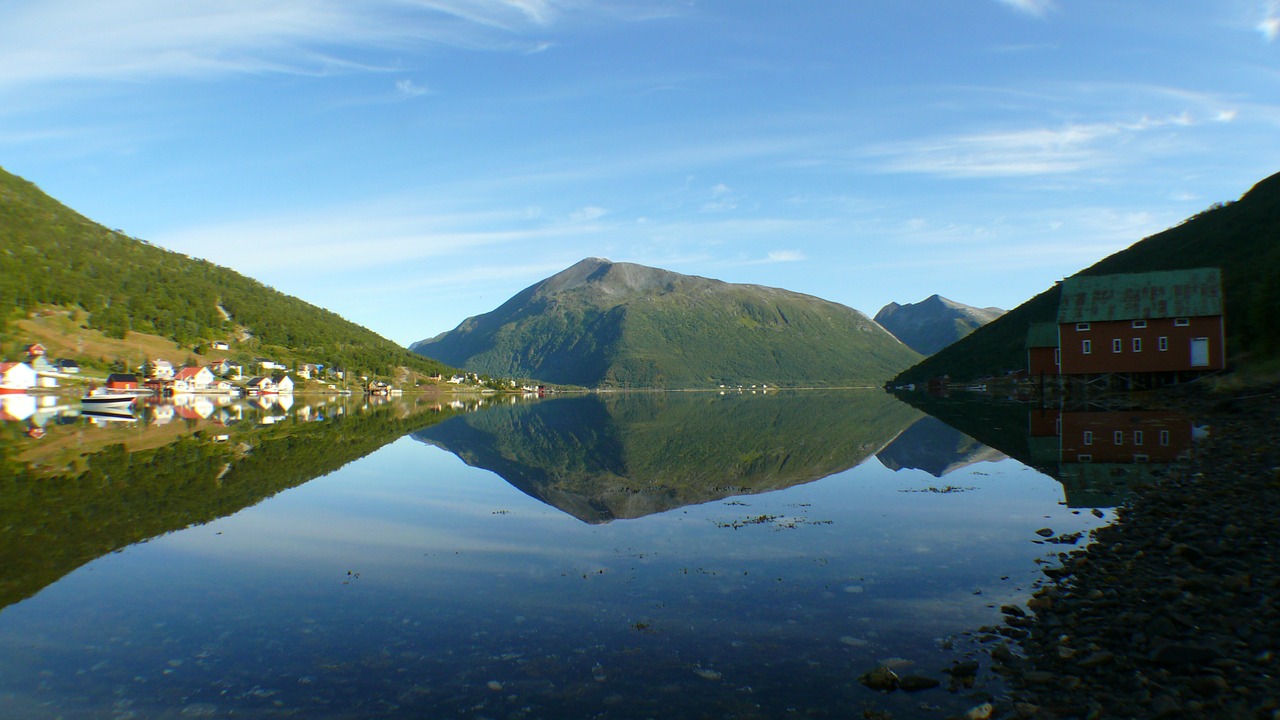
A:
874 295 1005 356
413 259 921 388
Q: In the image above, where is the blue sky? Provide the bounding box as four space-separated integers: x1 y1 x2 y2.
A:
3 1 1279 345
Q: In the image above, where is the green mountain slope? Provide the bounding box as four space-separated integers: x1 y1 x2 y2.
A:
412 258 921 388
893 171 1280 384
0 165 451 379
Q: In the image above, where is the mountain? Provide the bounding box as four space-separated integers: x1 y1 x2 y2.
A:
411 258 921 388
892 170 1280 384
874 295 1005 355
413 391 921 523
0 165 451 380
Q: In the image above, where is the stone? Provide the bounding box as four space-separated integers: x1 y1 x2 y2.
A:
858 665 899 692
1035 528 1055 537
1149 643 1224 666
896 674 940 692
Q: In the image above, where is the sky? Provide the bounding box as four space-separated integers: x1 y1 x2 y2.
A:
2 1 1279 346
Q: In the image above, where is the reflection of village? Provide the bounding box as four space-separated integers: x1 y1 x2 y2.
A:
1029 407 1197 507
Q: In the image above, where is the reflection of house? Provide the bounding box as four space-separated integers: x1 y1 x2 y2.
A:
1056 268 1225 379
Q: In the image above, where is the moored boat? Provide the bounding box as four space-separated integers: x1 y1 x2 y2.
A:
82 388 138 409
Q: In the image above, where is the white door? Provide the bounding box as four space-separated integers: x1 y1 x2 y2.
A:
1190 338 1209 367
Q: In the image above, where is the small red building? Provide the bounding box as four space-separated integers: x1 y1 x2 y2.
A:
105 373 140 390
1056 268 1225 378
1026 322 1060 378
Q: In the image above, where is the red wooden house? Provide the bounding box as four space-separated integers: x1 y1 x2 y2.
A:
1056 268 1225 379
1026 322 1060 378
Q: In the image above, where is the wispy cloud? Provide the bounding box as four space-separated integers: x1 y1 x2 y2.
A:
869 113 1205 179
1261 1 1280 40
995 0 1056 18
396 78 430 97
0 0 676 91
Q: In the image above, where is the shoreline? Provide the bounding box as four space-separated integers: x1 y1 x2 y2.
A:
989 383 1280 719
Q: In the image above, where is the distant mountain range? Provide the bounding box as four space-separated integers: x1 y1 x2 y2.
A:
893 170 1280 384
412 257 921 389
874 295 1004 355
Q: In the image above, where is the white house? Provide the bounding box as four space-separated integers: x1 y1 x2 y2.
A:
211 341 230 351
173 366 216 392
152 359 175 380
274 375 295 394
0 362 37 391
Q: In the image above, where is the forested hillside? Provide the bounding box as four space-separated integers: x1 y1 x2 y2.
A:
0 166 451 378
892 170 1280 384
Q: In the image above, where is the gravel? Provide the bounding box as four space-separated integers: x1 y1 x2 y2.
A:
989 384 1280 719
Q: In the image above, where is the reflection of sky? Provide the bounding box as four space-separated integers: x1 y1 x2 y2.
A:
0 433 1110 719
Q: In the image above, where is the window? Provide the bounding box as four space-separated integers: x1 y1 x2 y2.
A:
1082 339 1092 354
1134 430 1143 446
1053 348 1060 366
1132 320 1147 329
1112 338 1123 353
1133 338 1142 352
1134 454 1150 463
1159 430 1170 446
1174 318 1190 327
1083 431 1093 446
1114 431 1124 445
1076 323 1091 331
1078 454 1092 463
1158 336 1168 352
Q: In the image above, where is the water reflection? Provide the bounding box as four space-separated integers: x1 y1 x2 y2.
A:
876 416 1007 477
413 391 922 522
0 391 1119 720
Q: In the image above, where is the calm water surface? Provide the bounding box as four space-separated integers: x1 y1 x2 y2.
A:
0 391 1135 719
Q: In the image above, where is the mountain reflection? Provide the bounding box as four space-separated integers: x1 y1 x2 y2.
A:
876 415 1006 477
412 391 922 523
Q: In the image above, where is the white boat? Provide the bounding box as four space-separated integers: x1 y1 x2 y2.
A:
82 389 138 409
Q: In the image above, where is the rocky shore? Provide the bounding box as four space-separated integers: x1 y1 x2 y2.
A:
987 384 1280 719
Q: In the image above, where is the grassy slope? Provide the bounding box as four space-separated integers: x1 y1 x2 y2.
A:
893 171 1280 384
0 166 453 380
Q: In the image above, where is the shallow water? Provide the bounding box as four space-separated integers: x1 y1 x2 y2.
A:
0 391 1122 719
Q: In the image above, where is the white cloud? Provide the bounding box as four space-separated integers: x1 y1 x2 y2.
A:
1261 1 1280 40
765 250 806 263
568 205 608 223
0 0 677 91
995 0 1056 18
396 78 430 97
870 113 1205 179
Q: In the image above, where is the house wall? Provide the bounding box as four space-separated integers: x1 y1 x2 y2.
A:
1028 347 1059 377
1057 316 1225 375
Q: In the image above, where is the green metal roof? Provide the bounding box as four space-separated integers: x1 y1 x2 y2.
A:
1057 268 1223 323
1026 322 1059 348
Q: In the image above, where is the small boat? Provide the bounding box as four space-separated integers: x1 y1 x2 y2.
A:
82 388 138 409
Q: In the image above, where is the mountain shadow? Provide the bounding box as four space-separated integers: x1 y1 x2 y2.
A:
413 391 922 523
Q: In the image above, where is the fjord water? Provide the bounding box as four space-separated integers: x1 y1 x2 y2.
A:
0 392 1114 719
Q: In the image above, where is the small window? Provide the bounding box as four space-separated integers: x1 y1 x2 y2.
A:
1083 431 1093 446
1112 338 1122 353
1159 430 1170 446
1076 323 1091 331
1158 336 1168 352
1174 318 1190 327
1053 347 1060 366
1082 339 1092 354
1055 417 1062 435
1133 338 1142 352
1078 454 1092 463
1134 454 1150 463
1132 320 1147 329
1114 431 1124 445
1134 430 1143 446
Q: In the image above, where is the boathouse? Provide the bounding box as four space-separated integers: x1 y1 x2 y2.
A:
1055 268 1225 387
105 373 140 390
